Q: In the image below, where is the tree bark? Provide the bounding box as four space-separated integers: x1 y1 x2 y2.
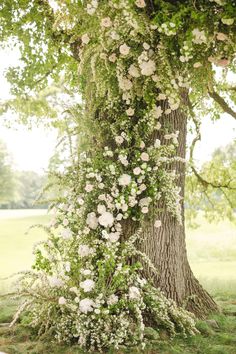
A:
138 95 218 318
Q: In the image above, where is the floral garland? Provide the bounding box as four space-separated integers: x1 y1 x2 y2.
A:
13 0 236 351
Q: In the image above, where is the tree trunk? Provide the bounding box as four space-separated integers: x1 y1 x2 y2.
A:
138 95 218 318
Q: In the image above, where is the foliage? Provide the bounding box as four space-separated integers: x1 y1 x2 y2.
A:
0 0 236 352
0 139 16 204
186 140 236 227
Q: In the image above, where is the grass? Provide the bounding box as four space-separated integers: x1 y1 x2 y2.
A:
0 210 236 353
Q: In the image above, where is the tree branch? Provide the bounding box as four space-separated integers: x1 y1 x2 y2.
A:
208 89 236 120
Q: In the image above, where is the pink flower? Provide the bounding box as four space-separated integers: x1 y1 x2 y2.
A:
135 0 146 8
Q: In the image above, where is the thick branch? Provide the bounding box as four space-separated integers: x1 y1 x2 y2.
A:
208 89 236 120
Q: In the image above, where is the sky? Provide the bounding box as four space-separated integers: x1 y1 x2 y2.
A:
0 47 235 173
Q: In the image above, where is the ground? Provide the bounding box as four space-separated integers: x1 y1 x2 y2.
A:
0 210 236 353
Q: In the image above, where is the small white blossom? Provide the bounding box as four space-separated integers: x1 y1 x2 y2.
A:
129 286 141 300
128 64 140 78
154 220 162 228
101 17 112 28
126 107 135 116
115 136 124 145
81 34 90 44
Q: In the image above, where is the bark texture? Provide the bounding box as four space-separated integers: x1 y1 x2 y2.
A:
138 95 218 318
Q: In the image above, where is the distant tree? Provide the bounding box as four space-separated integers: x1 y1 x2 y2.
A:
186 140 236 226
0 140 15 206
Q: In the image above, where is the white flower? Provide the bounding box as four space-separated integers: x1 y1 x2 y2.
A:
140 152 149 161
192 28 207 44
118 174 131 186
108 232 120 243
107 294 119 305
141 206 149 214
129 286 141 300
82 269 92 276
108 53 117 62
101 17 112 28
98 211 114 227
119 77 133 91
115 136 124 145
80 279 95 292
135 0 146 7
126 107 135 116
139 60 156 76
58 296 67 305
119 43 130 56
154 139 161 148
86 212 98 230
140 141 145 149
128 64 140 78
81 34 90 44
79 298 95 313
77 197 84 205
154 219 162 228
97 204 106 214
133 167 142 175
158 93 166 100
221 18 234 26
49 277 64 287
152 105 163 119
60 228 72 239
85 184 94 192
78 245 94 257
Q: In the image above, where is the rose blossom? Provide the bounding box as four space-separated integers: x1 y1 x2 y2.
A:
139 59 156 76
79 298 95 313
133 167 142 175
128 64 140 78
108 232 120 243
118 174 131 186
98 211 114 227
85 184 94 192
140 152 149 161
119 43 130 56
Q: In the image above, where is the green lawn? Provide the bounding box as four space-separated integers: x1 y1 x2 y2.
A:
0 210 50 293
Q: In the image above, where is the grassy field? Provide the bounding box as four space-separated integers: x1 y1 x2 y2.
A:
0 210 236 353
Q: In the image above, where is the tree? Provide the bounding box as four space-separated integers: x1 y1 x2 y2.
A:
0 140 15 206
186 140 236 226
1 0 236 350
